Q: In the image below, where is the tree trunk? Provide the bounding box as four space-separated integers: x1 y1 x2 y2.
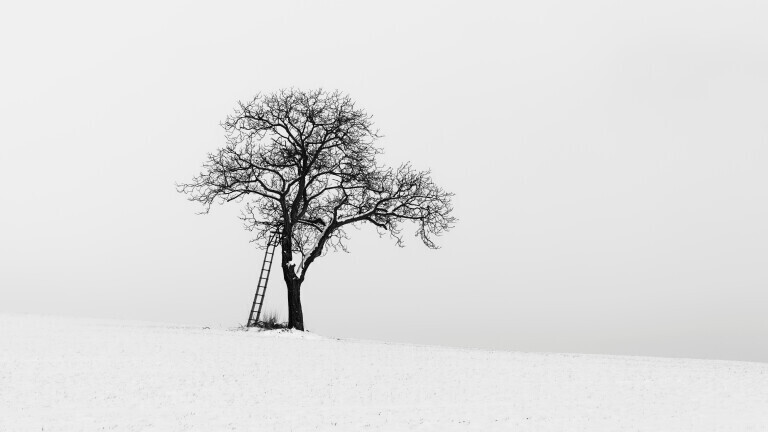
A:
285 277 304 330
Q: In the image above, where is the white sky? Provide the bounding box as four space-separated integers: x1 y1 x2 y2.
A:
1 0 767 362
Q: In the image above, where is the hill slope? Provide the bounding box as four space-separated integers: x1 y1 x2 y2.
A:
1 313 766 431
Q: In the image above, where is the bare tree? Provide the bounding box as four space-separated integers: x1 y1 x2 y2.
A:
179 89 455 330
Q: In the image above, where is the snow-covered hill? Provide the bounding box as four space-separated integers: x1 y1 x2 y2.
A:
1 314 766 431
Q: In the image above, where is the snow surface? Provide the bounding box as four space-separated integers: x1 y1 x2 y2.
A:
1 314 767 431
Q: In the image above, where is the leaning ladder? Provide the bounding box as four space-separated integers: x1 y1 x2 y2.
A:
246 230 281 327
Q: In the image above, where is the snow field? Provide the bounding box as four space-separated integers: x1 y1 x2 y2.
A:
1 313 767 431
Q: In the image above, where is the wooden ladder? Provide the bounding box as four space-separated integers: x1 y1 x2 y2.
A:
246 230 281 327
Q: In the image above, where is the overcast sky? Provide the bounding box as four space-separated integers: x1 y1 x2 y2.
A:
1 0 767 362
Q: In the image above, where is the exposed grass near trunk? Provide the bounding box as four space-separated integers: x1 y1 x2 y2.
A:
254 311 288 330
